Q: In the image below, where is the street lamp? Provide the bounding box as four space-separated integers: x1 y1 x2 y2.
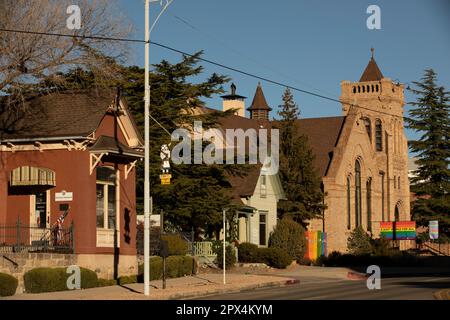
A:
144 0 174 297
222 205 257 285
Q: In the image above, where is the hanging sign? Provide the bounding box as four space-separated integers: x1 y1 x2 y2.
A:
160 174 172 185
429 220 439 240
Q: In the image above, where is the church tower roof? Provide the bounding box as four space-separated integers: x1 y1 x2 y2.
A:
247 82 272 111
359 48 384 82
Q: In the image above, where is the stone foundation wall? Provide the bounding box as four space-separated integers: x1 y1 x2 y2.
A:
0 253 137 294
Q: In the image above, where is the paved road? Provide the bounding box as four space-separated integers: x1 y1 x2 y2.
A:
194 276 450 300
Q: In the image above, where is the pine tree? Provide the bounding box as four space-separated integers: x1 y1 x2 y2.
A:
275 88 325 225
406 69 450 237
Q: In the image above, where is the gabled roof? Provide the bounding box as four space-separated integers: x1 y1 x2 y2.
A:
247 83 272 111
89 135 143 158
297 116 345 176
219 113 345 200
273 116 346 177
0 89 143 144
359 57 384 82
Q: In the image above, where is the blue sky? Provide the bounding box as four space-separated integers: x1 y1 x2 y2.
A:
117 0 449 142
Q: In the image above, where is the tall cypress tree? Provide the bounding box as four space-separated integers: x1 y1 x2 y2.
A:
406 69 450 237
276 88 325 225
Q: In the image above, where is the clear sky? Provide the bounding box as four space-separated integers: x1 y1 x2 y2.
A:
117 0 449 142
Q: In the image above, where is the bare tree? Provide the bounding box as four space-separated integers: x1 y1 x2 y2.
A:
0 0 131 100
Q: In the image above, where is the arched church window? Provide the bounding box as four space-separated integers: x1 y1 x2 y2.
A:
363 118 372 143
366 178 372 232
355 161 362 227
347 176 351 230
375 120 383 151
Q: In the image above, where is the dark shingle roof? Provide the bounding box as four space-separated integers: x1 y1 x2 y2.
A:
247 83 272 111
89 135 143 158
0 89 117 141
219 113 345 199
296 116 345 176
359 57 384 82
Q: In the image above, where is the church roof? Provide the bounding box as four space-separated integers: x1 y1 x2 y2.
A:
272 116 345 177
359 55 384 82
247 83 272 111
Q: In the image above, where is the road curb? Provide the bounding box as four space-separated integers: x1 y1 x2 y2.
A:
165 278 299 300
347 271 368 280
433 289 450 300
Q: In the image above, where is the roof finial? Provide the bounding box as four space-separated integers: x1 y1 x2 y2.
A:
371 47 375 59
231 83 236 95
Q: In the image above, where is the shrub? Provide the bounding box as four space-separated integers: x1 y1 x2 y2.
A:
260 247 292 269
117 275 137 285
161 234 189 256
0 273 18 297
371 237 395 256
24 267 98 293
216 244 237 269
269 218 306 261
237 242 260 263
137 255 196 282
347 226 372 255
97 278 117 287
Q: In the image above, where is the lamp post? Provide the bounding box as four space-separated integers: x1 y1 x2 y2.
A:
144 0 174 297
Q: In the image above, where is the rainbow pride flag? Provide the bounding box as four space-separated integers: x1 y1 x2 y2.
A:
305 231 327 261
380 221 416 240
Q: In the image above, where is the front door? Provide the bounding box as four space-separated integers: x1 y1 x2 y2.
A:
30 191 51 244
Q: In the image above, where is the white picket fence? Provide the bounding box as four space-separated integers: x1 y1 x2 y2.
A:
193 241 216 257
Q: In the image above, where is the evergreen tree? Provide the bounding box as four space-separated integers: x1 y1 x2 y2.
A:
347 226 372 256
275 88 325 225
406 69 450 237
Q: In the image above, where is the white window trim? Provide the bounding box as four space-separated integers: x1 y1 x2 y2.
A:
96 167 120 248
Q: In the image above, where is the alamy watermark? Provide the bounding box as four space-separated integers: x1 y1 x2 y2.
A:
366 5 381 30
170 121 279 175
66 5 81 30
366 265 381 290
66 265 81 290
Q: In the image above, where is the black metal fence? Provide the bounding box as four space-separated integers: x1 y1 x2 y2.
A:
0 218 74 254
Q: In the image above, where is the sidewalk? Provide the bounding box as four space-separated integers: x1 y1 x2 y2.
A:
4 273 296 300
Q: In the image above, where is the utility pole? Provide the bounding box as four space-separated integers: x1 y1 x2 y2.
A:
143 0 151 297
143 0 174 297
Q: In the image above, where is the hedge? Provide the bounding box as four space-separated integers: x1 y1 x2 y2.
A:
237 242 292 269
0 273 18 297
216 244 237 269
237 243 260 263
24 267 98 293
137 255 196 282
259 247 292 269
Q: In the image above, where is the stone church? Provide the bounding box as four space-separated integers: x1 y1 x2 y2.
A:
216 50 411 253
307 51 411 252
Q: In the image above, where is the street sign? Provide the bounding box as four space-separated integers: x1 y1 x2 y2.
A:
429 220 439 240
160 174 172 185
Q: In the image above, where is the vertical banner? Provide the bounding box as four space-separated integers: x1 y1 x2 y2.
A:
304 231 327 260
429 220 439 240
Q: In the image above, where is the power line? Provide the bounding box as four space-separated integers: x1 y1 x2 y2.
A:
0 28 405 119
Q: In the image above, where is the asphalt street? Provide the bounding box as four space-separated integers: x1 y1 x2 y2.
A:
194 276 450 300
